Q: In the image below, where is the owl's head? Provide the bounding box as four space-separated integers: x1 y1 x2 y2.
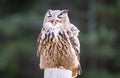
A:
43 10 70 27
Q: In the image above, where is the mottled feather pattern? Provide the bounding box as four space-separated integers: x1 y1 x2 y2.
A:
37 25 82 75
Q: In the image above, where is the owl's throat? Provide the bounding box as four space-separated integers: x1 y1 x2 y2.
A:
48 28 61 42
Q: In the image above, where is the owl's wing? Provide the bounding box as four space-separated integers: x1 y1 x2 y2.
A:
37 27 47 57
69 24 80 54
68 24 82 74
70 24 80 36
37 32 41 57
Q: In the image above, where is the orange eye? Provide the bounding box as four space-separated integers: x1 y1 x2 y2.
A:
58 13 63 18
58 16 62 18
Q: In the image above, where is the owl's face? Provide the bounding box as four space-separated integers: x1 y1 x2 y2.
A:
43 10 70 27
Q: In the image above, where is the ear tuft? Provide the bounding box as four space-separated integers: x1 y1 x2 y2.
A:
47 9 52 12
62 9 69 13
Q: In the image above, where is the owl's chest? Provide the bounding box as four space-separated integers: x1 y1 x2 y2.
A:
42 29 69 51
43 29 71 57
41 27 71 52
41 28 75 61
46 28 63 42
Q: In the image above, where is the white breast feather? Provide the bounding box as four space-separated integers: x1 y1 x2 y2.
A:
44 23 62 41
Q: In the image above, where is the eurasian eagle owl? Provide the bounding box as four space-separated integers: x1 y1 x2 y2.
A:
37 9 82 78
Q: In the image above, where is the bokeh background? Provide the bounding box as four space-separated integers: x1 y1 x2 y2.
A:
0 0 120 78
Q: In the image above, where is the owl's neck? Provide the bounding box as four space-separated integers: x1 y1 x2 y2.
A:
44 22 66 28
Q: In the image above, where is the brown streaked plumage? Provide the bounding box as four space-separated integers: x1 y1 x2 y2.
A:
37 10 82 78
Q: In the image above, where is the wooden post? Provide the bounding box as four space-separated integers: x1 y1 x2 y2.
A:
44 68 72 78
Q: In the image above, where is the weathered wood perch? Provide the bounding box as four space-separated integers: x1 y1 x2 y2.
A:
44 68 72 78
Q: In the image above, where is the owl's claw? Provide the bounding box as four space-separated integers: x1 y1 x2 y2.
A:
59 66 64 69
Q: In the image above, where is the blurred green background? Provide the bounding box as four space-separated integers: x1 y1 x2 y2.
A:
0 0 120 78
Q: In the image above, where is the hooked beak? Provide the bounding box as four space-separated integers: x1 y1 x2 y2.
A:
49 19 61 26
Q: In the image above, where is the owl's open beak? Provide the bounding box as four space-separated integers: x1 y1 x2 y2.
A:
50 19 61 26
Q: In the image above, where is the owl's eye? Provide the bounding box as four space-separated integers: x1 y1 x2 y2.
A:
48 13 52 17
58 13 63 18
48 15 52 17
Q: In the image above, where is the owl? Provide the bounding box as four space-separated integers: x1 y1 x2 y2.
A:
37 10 82 78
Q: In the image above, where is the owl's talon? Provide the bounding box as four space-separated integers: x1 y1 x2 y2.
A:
59 66 64 69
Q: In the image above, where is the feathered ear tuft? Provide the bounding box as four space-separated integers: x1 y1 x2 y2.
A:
46 9 52 16
62 9 69 13
47 9 51 12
